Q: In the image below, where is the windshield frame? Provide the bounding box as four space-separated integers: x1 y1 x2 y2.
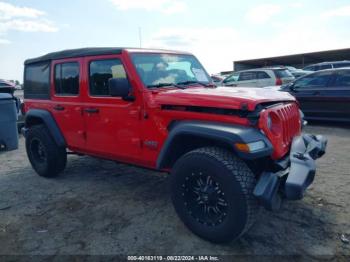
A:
130 52 212 89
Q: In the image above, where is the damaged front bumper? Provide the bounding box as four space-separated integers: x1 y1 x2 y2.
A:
253 134 327 211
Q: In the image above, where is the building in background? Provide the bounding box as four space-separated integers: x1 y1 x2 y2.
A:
232 48 350 71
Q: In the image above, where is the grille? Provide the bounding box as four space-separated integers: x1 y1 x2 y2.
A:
276 103 301 147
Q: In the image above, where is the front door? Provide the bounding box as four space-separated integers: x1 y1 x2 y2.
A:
319 69 350 120
81 55 142 162
290 71 334 118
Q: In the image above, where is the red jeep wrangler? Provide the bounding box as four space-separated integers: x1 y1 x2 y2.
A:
22 48 327 243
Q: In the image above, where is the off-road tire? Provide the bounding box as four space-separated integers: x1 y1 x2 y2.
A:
170 147 258 243
25 125 67 177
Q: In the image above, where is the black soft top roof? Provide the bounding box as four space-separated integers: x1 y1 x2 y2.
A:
24 48 123 65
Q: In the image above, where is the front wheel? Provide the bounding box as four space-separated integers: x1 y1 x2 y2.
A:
170 147 258 243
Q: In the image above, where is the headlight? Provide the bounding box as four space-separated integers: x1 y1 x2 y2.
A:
299 109 307 127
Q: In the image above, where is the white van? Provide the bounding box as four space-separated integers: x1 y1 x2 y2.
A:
222 68 295 87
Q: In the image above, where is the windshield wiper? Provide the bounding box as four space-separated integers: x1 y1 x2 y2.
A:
147 83 186 89
176 80 213 87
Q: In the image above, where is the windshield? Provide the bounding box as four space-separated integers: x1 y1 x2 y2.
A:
131 53 211 88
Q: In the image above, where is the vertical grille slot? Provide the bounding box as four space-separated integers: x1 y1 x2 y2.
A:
277 103 300 147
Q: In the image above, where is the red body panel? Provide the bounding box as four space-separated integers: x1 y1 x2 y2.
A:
24 49 301 169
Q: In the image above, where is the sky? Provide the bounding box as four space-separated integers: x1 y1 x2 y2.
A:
1 0 350 81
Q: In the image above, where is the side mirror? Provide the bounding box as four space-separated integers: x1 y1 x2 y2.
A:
108 78 134 101
290 84 298 92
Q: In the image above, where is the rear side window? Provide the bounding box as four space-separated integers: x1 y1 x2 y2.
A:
257 71 270 79
238 72 256 81
54 62 79 96
24 62 50 99
89 59 127 96
333 62 350 69
333 71 350 87
318 64 332 70
273 69 293 78
303 65 315 71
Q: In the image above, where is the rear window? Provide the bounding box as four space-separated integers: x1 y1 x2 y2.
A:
333 62 350 69
273 69 293 78
24 62 50 99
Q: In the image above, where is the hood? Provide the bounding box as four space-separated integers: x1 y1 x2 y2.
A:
153 86 296 111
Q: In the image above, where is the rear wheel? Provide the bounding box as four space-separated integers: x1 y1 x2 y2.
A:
170 147 258 243
25 125 67 177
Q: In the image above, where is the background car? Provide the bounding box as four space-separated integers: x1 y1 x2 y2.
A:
211 74 225 85
303 61 350 71
284 66 313 78
281 68 350 122
222 67 295 87
0 79 16 93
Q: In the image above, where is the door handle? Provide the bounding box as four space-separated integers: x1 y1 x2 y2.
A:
84 108 99 114
53 105 65 111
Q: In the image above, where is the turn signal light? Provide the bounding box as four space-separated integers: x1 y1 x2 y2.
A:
235 141 266 153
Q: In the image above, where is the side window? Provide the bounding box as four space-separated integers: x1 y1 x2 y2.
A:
319 64 332 70
257 71 270 79
24 62 50 99
304 66 315 71
294 72 332 88
333 63 350 69
54 62 79 96
333 71 350 87
89 59 127 96
238 72 256 81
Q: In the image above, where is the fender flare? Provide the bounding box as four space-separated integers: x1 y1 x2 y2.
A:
25 109 66 147
156 121 273 169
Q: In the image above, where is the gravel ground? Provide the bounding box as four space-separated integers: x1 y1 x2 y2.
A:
0 123 349 259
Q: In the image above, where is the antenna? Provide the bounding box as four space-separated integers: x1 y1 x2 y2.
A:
138 27 142 48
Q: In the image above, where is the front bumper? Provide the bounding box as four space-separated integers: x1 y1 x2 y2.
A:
253 134 327 211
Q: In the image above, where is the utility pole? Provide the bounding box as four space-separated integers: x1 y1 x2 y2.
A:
138 27 142 48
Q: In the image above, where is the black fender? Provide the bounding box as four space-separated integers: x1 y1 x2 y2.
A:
24 109 66 147
156 121 273 169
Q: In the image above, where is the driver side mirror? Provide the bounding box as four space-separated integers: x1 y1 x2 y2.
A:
108 78 134 101
290 83 298 92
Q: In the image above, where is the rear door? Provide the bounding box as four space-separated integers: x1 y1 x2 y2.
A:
289 71 334 118
256 71 272 87
51 59 86 151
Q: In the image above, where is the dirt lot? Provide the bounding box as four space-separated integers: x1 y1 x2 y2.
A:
0 123 349 259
